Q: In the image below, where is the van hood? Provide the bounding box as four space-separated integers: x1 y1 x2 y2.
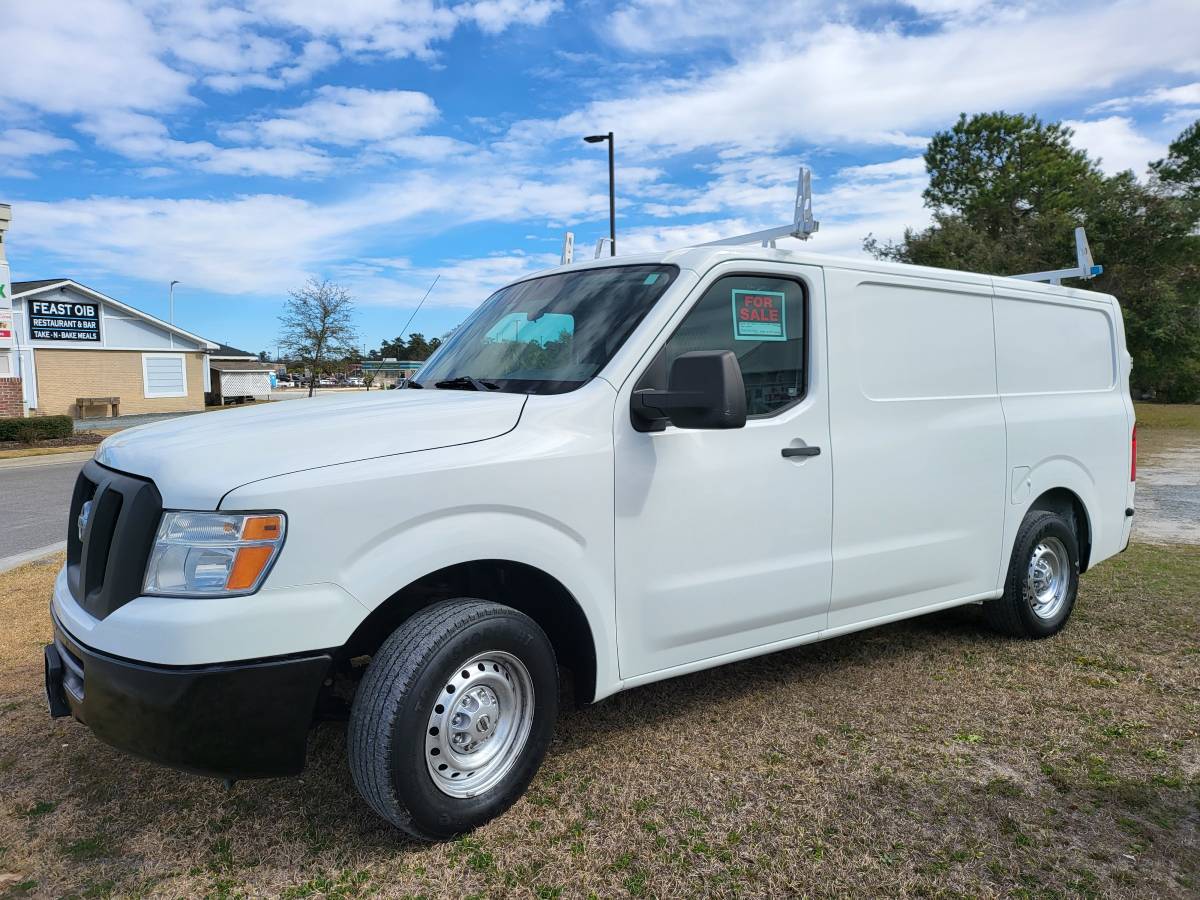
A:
96 389 527 509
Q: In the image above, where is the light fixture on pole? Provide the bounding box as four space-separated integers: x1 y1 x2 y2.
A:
583 132 615 257
169 280 181 325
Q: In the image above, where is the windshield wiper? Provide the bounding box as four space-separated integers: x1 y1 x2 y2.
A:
434 376 500 392
403 379 423 388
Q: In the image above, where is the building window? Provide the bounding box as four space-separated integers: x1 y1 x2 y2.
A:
142 353 188 398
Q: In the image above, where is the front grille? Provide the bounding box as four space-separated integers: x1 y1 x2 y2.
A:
67 460 163 620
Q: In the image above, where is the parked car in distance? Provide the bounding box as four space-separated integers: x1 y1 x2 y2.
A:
46 245 1135 841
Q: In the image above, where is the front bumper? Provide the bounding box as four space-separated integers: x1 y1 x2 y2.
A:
46 613 331 779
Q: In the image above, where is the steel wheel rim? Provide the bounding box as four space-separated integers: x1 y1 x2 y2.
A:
1025 536 1070 620
425 650 535 799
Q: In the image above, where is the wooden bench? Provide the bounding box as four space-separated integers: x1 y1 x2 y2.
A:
76 396 120 418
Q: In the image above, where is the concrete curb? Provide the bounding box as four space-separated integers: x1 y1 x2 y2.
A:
0 541 67 575
0 450 94 470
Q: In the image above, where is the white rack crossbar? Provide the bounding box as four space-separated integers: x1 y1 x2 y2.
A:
1011 227 1103 285
700 167 819 247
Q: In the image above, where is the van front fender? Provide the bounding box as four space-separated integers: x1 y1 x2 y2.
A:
339 505 618 698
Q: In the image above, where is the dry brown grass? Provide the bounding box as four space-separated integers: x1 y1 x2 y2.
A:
1135 403 1200 458
1 543 1197 899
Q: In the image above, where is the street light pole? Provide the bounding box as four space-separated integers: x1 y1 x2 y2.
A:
169 280 181 324
584 132 615 256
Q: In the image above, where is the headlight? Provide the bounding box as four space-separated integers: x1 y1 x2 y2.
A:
143 511 286 597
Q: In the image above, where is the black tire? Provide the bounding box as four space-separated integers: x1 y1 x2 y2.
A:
984 510 1080 638
348 599 558 840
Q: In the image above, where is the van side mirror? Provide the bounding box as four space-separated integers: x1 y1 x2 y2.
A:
632 350 747 431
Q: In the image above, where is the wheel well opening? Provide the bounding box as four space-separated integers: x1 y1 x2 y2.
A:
341 560 598 705
1029 488 1092 572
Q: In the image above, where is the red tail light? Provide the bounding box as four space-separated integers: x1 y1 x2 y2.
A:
1131 425 1137 481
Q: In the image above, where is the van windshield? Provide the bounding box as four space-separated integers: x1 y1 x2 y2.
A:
411 264 679 394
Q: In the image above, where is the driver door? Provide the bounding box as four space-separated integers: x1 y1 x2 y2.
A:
613 263 833 680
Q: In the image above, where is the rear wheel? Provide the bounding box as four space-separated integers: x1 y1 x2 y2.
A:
348 599 558 839
984 510 1080 638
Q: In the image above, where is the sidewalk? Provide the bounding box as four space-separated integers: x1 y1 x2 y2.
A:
0 449 94 469
73 409 207 432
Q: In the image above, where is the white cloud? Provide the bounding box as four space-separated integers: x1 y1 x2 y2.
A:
224 87 439 147
75 110 336 178
246 0 561 58
0 0 560 177
523 0 1200 155
461 0 562 34
1063 117 1167 176
0 129 77 178
639 155 803 218
1090 81 1200 113
815 156 929 257
334 251 562 309
10 159 607 297
613 154 929 259
16 194 335 293
0 0 191 117
0 129 76 160
198 146 335 178
605 0 823 53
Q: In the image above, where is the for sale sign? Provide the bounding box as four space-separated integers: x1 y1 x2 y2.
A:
731 289 786 341
29 298 100 342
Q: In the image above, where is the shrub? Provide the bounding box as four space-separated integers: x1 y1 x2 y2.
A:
0 415 74 443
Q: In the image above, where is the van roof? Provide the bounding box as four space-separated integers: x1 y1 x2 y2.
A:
525 244 1115 305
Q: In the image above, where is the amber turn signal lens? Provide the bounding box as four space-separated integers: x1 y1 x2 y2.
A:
226 545 275 591
242 515 283 541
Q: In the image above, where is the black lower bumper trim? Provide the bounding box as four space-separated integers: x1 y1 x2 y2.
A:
47 617 331 779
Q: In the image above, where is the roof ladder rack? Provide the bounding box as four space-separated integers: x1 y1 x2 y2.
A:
1011 227 1103 285
700 166 819 247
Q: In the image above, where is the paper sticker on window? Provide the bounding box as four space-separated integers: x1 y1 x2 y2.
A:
732 289 786 341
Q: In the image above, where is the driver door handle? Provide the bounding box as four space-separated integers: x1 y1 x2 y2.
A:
781 445 821 458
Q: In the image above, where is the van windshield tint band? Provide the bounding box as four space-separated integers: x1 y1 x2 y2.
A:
412 265 679 395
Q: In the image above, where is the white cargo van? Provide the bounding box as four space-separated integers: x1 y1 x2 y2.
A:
45 245 1136 839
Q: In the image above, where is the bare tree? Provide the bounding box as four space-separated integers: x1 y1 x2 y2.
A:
278 279 359 398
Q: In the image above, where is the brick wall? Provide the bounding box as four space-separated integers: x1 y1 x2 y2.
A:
32 350 206 417
0 376 22 417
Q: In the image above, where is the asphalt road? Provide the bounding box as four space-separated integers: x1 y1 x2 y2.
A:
0 458 84 560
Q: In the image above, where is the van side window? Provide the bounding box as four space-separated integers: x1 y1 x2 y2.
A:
640 274 807 417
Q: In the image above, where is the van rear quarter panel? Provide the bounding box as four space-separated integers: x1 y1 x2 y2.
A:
991 280 1133 573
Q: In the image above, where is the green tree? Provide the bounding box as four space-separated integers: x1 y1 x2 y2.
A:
1151 120 1200 197
377 332 443 361
866 113 1200 400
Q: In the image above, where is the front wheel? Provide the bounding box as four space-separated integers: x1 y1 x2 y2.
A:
984 510 1080 638
348 599 559 839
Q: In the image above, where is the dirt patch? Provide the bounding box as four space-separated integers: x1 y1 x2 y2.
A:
1133 404 1200 546
1136 438 1200 545
1 545 1196 898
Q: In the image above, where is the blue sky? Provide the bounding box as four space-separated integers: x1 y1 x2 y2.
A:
1 0 1197 356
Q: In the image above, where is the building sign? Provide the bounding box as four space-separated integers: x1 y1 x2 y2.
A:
0 257 12 348
29 298 100 342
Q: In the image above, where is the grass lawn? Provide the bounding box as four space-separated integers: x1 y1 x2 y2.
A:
0 540 1197 898
1135 402 1200 458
